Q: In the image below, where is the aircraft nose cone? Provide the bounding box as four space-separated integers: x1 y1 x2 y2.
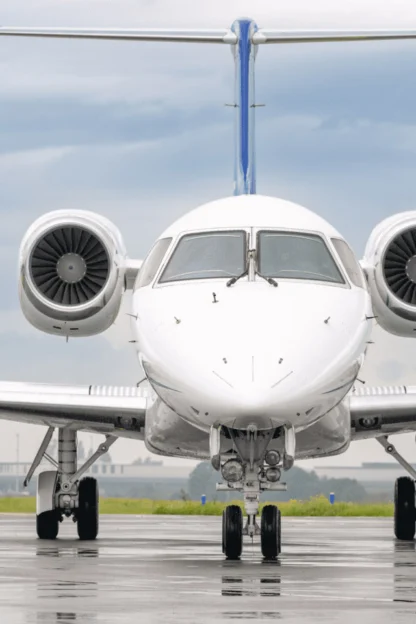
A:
212 353 294 395
227 385 281 429
211 361 295 429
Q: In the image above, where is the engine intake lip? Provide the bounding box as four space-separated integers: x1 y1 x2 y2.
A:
29 225 110 307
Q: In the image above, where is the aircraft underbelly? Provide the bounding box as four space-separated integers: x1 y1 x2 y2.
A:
144 396 350 460
293 402 350 459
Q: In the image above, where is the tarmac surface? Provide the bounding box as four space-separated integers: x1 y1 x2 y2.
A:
0 515 415 623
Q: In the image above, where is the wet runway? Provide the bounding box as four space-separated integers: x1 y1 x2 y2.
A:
0 515 415 623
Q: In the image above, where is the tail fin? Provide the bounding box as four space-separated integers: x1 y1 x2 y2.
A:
2 22 416 196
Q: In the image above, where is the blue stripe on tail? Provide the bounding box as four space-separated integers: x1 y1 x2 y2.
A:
231 18 258 195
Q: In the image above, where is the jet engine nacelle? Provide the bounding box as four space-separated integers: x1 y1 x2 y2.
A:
19 210 127 337
363 211 416 337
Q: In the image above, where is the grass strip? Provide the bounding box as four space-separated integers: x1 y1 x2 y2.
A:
0 496 393 516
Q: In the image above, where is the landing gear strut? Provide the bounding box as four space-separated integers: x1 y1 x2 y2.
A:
377 436 416 541
25 426 116 540
214 424 291 560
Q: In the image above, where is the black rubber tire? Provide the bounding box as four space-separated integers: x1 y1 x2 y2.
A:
394 477 416 541
36 510 59 540
261 505 281 560
77 477 99 540
222 505 243 560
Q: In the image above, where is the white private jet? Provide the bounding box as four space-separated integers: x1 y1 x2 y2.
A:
2 18 416 560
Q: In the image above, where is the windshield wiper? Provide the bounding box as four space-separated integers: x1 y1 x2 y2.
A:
226 248 278 288
226 268 248 287
255 272 278 287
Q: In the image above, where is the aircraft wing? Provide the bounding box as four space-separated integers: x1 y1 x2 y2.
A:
0 381 147 437
350 386 416 440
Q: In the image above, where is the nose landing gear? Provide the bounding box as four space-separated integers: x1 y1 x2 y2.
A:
261 505 281 560
222 505 243 560
213 424 290 560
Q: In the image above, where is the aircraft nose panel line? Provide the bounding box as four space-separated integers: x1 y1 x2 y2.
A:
271 371 294 388
322 376 357 395
212 370 234 388
147 376 182 393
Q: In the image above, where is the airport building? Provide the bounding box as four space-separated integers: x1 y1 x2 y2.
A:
0 459 193 499
313 462 415 499
0 460 408 500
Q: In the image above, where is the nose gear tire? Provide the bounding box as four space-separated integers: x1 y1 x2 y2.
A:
394 476 416 541
261 504 281 559
77 477 99 540
222 505 243 560
36 510 59 540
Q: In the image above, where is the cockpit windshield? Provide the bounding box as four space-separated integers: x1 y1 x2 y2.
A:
258 231 345 284
159 230 246 283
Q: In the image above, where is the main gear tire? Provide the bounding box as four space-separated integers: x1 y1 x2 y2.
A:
36 510 59 540
77 477 99 540
394 476 416 541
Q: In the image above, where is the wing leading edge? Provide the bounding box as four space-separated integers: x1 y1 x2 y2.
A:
350 386 416 440
0 382 415 445
0 381 147 437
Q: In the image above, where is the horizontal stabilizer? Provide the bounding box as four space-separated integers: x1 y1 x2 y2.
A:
0 26 237 44
253 29 416 44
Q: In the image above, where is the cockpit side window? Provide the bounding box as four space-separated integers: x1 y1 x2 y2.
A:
258 231 345 284
159 230 246 283
331 238 365 288
135 238 173 288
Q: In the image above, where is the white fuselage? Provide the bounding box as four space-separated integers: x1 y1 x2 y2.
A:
132 195 373 438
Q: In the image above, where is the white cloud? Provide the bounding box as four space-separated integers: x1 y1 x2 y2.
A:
2 0 416 105
5 0 416 28
0 146 73 170
0 310 36 336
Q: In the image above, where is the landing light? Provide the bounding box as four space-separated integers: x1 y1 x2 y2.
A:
265 467 281 483
221 459 244 483
265 450 280 466
359 417 378 428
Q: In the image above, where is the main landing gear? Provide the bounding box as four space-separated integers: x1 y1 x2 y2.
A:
25 426 116 540
377 436 416 541
213 423 293 560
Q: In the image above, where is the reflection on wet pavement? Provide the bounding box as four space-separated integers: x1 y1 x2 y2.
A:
222 572 281 597
36 546 99 558
0 516 413 623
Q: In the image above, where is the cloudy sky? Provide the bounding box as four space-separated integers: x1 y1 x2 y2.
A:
1 0 416 472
